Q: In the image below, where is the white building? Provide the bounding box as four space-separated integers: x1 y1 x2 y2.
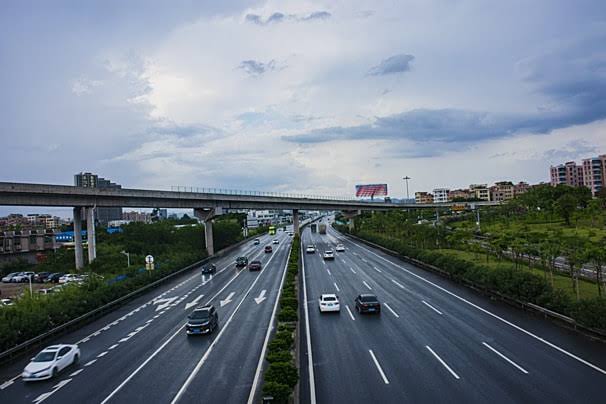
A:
433 188 450 203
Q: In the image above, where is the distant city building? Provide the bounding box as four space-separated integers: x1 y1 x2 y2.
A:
122 211 151 223
469 184 490 201
491 181 515 202
582 155 606 196
74 172 122 225
0 229 57 263
432 188 450 204
107 220 131 228
550 161 584 188
513 181 530 196
448 189 472 201
415 192 434 204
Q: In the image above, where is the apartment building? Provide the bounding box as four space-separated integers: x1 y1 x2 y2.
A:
433 188 450 203
448 189 472 201
513 181 530 197
490 181 515 202
415 192 434 204
469 184 490 201
550 161 584 187
582 155 606 196
74 172 123 224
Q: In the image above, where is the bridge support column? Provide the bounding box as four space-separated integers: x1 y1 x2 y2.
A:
293 209 299 236
194 208 224 257
342 210 361 232
86 207 96 263
73 207 84 270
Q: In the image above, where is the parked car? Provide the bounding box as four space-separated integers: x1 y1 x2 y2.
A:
12 272 35 283
306 245 316 254
201 264 217 275
47 273 65 283
355 294 381 314
1 272 20 283
253 238 260 245
0 298 14 306
22 344 80 381
38 288 57 295
58 274 81 284
34 272 51 283
248 260 262 271
264 245 273 253
272 239 279 244
186 305 218 335
236 256 248 268
323 250 335 260
318 294 340 313
335 244 345 252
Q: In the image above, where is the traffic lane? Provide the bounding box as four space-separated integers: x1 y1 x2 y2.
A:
0 234 266 385
329 229 606 400
176 238 293 404
0 237 274 403
303 231 404 404
96 236 291 404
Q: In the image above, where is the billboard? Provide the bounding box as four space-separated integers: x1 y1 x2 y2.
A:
355 184 388 198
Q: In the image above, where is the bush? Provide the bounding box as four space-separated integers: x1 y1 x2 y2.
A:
267 350 293 363
278 307 298 322
262 381 292 403
265 362 298 389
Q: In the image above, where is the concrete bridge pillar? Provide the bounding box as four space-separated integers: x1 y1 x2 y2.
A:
293 209 299 236
194 208 223 257
86 207 96 263
342 209 361 232
73 207 84 270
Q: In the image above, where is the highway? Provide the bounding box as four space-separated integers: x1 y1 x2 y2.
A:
301 220 606 404
0 229 293 404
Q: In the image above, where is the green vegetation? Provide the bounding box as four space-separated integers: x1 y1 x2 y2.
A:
337 184 606 332
262 234 300 403
0 217 248 352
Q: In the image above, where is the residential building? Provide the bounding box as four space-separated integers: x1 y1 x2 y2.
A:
513 181 530 197
582 155 606 196
415 192 433 204
74 172 123 225
469 184 490 201
448 189 472 201
550 161 584 187
433 188 450 203
490 181 514 202
0 229 57 263
122 211 151 223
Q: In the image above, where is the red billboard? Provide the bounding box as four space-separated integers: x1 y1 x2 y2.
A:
355 184 388 198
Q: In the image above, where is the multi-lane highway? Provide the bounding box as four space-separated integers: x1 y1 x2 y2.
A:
301 220 606 404
0 229 293 404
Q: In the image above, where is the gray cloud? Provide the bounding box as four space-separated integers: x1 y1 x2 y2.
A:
238 59 278 76
368 54 414 76
245 10 331 26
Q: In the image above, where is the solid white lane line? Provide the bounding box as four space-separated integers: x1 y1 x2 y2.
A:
97 351 108 358
369 350 390 384
345 305 356 321
333 282 340 292
247 241 293 404
0 379 15 390
363 281 372 290
422 300 443 315
383 303 400 318
69 369 84 377
373 266 382 273
350 267 356 274
482 342 529 374
426 346 460 380
171 242 286 404
84 359 97 367
354 242 606 376
108 344 119 350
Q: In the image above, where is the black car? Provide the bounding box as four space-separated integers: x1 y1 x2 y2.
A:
248 260 262 271
355 294 381 314
253 239 260 245
47 273 65 283
34 272 51 283
186 305 218 335
201 264 216 275
264 245 273 253
236 256 248 268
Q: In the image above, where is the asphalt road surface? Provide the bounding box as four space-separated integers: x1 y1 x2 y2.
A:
301 221 606 404
0 229 293 404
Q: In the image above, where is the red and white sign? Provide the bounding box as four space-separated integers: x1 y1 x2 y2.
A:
355 184 388 198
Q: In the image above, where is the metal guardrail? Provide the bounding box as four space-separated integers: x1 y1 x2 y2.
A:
341 232 606 341
0 234 258 364
170 185 355 201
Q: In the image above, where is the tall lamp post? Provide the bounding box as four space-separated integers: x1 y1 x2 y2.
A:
120 251 130 267
402 176 411 201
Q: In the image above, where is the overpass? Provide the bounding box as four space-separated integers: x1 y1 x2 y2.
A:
0 181 499 268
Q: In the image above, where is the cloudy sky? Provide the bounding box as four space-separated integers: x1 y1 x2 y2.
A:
1 0 605 216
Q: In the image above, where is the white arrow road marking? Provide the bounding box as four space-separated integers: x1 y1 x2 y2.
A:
254 290 267 304
220 292 235 307
185 294 205 310
33 379 72 403
153 297 178 312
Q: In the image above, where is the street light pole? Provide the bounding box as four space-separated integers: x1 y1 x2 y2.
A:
402 176 411 201
121 251 130 267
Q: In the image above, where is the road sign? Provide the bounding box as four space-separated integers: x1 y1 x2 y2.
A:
145 255 154 264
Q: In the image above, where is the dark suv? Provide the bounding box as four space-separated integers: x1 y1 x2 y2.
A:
186 305 218 335
201 264 216 275
355 294 381 314
236 257 248 268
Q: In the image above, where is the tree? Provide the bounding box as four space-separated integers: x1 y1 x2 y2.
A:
597 187 606 209
555 194 577 226
586 241 606 298
562 235 587 301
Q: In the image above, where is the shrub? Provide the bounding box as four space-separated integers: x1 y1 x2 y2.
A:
265 362 298 389
262 381 292 403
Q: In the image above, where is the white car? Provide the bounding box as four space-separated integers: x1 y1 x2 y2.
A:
306 245 316 254
272 239 279 244
323 250 335 260
335 244 345 252
11 272 35 283
1 272 20 283
22 344 80 381
319 294 340 313
58 274 81 284
0 298 14 306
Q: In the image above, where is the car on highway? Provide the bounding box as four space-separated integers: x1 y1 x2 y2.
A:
272 239 279 244
47 273 65 283
323 250 335 260
186 305 218 335
264 245 273 253
335 244 345 252
22 344 80 381
253 238 260 245
201 264 217 275
318 294 340 313
248 260 262 271
306 245 316 254
236 256 248 268
288 232 294 236
355 294 381 314
1 272 20 283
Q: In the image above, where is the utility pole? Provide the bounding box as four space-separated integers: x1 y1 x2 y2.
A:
402 176 411 201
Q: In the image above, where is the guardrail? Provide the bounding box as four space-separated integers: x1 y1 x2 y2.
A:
341 232 606 341
0 233 259 365
170 185 355 201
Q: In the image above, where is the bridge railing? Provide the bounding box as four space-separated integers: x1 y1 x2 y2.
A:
170 185 357 202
